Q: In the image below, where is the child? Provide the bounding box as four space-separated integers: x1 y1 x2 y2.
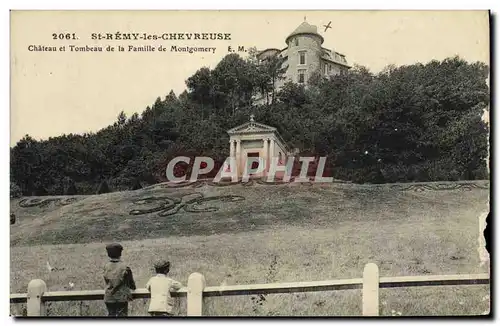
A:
146 260 183 316
103 243 136 317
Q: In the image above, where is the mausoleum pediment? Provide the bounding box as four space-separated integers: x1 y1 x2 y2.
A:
227 121 277 135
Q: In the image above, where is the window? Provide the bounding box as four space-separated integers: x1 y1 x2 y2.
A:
299 51 306 65
325 64 329 75
294 38 299 46
298 69 306 84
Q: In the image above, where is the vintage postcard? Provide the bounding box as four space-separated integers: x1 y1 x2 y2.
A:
9 10 490 317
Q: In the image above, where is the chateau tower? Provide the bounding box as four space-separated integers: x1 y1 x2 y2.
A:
283 20 325 87
256 19 351 92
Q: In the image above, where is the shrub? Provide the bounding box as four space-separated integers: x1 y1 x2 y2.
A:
471 166 489 180
350 167 385 184
33 183 48 196
108 177 131 192
96 180 111 194
131 179 142 190
65 181 77 195
10 182 22 198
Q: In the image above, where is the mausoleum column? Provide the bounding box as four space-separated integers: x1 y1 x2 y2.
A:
235 140 241 173
229 140 235 159
269 139 275 161
262 138 269 171
236 139 241 155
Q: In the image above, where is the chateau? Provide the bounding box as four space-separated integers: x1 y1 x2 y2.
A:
256 19 351 89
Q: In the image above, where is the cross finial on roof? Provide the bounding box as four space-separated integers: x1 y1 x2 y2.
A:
250 114 255 122
304 15 307 22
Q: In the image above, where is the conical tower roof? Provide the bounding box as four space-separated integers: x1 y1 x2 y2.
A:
285 21 324 44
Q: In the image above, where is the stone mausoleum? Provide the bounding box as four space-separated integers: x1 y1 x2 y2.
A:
226 115 290 178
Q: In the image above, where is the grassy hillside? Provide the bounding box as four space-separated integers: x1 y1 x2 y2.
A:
10 181 490 316
10 180 490 246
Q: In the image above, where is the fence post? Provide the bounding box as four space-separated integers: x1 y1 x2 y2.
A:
187 272 206 316
362 263 380 316
27 279 47 316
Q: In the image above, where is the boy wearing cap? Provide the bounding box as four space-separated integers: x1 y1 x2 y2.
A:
103 243 137 317
146 260 183 316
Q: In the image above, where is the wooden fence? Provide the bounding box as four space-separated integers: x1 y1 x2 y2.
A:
10 263 489 317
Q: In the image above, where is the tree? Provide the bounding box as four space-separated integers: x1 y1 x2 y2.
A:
9 56 489 189
165 90 177 103
10 135 41 195
211 53 256 115
254 55 287 105
115 111 127 128
277 81 307 108
186 67 214 118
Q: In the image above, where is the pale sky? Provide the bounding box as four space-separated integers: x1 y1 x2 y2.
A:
10 10 489 146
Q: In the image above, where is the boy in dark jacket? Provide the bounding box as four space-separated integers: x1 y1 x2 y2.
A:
103 243 136 316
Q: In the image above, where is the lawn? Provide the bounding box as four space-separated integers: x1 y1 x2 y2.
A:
10 181 490 316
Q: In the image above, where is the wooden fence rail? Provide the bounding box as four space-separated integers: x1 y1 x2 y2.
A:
10 263 489 317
